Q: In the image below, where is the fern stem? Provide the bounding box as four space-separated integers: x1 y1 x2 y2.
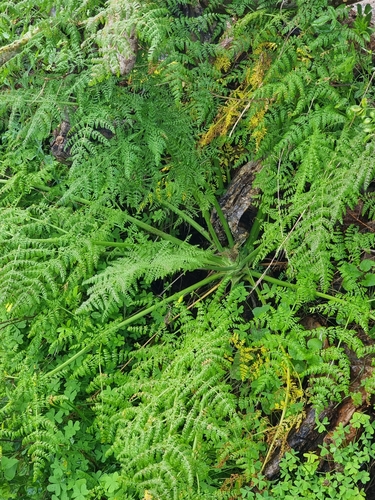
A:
211 197 235 248
160 199 213 245
27 181 89 205
123 213 191 247
91 240 132 248
246 273 267 305
213 158 224 191
200 264 237 271
28 216 69 234
43 272 224 378
244 206 264 251
202 209 224 252
240 246 262 267
248 270 375 321
30 237 127 247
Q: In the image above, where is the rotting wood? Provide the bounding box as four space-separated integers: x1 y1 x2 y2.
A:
211 160 263 246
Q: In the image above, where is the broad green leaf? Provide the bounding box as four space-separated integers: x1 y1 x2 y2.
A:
360 274 375 287
1 457 18 481
307 338 322 351
253 305 271 318
359 260 375 272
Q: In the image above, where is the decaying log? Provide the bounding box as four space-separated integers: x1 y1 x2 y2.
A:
263 349 374 479
211 161 263 246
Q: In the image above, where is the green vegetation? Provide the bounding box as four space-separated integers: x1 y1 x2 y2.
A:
1 0 375 498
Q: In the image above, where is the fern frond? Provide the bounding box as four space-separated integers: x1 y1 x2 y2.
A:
89 288 249 498
78 239 218 319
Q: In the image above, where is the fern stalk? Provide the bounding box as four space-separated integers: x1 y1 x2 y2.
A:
248 270 375 321
213 158 224 191
160 199 214 245
201 208 224 252
211 197 235 248
123 212 193 247
43 272 225 378
244 207 264 252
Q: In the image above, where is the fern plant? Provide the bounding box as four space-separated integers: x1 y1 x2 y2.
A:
2 0 375 498
97 285 261 499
